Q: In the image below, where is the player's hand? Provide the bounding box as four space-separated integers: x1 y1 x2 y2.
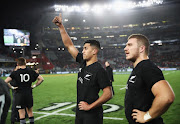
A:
78 101 91 111
31 84 36 89
132 109 147 123
12 86 18 90
52 13 62 27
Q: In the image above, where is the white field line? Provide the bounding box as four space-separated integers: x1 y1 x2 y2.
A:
32 112 124 121
120 87 126 90
27 104 76 123
113 85 126 86
164 71 175 75
9 105 124 123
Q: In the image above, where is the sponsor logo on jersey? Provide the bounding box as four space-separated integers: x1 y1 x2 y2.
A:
78 77 83 84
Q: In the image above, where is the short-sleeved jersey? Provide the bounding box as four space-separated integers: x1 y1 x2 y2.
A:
106 66 114 82
76 53 111 113
125 59 165 124
0 78 11 124
10 68 39 91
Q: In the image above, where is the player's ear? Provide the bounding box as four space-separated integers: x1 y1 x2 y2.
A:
93 48 98 55
139 45 145 53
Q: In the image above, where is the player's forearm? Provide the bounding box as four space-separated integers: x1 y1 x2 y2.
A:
7 83 13 89
147 94 174 121
32 76 44 88
89 86 113 110
58 24 74 48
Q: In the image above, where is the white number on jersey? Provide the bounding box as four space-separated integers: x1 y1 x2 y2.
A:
0 94 5 121
20 74 30 82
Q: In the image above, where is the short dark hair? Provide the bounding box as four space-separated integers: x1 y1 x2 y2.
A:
84 40 101 50
17 57 26 66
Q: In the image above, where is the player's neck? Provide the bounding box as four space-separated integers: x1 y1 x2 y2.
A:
133 56 149 67
86 57 98 66
18 65 26 69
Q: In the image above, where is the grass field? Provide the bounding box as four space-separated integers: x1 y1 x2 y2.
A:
3 70 180 124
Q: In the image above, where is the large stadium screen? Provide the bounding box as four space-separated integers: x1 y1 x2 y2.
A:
3 29 30 46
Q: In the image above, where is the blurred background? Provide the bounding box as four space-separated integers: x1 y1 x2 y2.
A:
0 0 180 75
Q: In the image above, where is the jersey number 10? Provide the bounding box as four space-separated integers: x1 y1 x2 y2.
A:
20 74 30 82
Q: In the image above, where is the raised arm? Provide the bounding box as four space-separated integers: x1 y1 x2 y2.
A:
52 13 79 60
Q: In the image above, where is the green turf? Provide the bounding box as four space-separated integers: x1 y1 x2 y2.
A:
3 70 180 124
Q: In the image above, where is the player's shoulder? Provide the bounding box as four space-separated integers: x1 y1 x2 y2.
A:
141 59 162 73
95 62 106 72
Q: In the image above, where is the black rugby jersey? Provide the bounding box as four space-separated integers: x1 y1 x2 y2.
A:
10 68 39 90
76 53 111 112
125 59 165 124
106 66 114 82
0 78 11 124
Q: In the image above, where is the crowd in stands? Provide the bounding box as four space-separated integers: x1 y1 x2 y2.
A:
42 42 180 72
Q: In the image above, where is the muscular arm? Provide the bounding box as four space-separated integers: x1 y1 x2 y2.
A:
4 77 17 89
52 13 79 60
148 80 175 120
78 86 113 111
132 80 175 123
32 75 44 88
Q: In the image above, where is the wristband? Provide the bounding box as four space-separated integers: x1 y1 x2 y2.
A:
32 84 36 88
144 111 152 121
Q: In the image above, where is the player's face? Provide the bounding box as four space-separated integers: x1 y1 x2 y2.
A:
82 43 95 61
105 62 109 67
124 38 140 62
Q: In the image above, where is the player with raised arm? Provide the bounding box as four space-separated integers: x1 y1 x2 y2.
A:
52 13 113 124
5 57 44 124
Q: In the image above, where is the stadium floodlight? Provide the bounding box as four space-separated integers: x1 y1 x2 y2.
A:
91 4 103 14
53 0 163 12
81 4 90 12
154 40 162 44
32 56 37 59
64 19 68 22
74 45 81 48
150 44 154 46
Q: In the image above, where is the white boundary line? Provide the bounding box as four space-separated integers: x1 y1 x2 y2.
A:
12 102 124 123
164 71 175 75
33 104 76 121
113 85 126 86
120 87 126 90
32 112 123 120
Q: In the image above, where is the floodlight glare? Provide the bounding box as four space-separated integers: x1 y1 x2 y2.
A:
53 0 163 12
